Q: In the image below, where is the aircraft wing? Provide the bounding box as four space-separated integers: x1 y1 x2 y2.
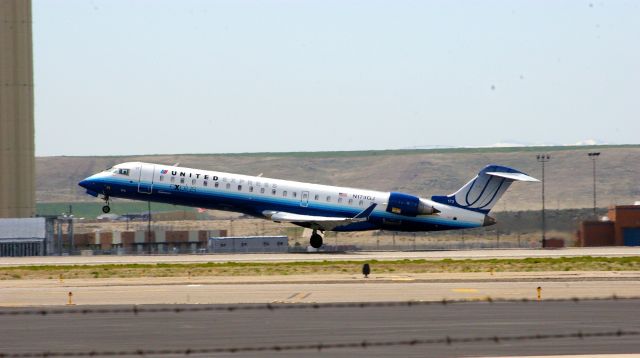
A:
264 203 377 231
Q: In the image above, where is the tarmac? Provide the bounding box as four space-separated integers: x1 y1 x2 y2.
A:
2 247 640 266
1 300 638 357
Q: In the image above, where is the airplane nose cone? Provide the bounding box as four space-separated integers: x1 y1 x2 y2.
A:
78 178 91 189
483 215 496 226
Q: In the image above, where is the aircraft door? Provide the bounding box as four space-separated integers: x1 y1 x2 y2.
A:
138 164 155 194
300 191 309 207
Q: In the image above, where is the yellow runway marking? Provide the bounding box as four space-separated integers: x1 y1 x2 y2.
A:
452 288 479 293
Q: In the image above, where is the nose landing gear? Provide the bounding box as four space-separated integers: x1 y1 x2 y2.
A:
101 195 111 213
309 230 323 249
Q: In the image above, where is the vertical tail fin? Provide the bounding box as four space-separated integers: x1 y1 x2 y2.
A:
431 165 538 214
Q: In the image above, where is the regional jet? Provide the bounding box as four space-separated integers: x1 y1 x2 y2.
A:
79 163 538 248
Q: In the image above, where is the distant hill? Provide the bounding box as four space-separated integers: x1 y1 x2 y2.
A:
37 145 640 211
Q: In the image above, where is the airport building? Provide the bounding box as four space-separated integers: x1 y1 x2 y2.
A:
0 218 46 257
72 229 227 254
576 205 640 246
209 236 289 253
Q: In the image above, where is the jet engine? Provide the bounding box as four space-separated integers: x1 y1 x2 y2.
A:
386 192 439 217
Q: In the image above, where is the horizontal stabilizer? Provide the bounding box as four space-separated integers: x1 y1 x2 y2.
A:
486 172 539 182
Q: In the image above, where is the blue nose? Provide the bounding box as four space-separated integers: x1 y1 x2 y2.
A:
78 179 91 189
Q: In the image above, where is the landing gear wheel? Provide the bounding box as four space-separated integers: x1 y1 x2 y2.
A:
310 232 323 249
101 195 111 214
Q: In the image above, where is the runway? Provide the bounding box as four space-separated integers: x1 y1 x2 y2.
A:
2 275 640 306
0 300 638 357
2 247 640 266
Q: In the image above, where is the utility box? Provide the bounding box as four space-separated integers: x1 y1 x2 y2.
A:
209 236 288 253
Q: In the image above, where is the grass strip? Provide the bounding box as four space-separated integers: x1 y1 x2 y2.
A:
1 256 640 280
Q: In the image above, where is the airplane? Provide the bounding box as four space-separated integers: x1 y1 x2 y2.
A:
79 162 538 248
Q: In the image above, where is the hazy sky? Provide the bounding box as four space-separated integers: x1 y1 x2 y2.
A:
33 0 639 156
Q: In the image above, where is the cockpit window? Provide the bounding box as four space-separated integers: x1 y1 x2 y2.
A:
118 168 130 176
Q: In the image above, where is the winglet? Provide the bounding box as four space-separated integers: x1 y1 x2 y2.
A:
354 203 377 219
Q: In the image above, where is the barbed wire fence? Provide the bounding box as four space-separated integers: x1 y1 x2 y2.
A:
0 295 638 317
1 296 638 357
0 330 637 357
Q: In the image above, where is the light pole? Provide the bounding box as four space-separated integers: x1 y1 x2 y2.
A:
536 154 551 248
588 152 600 217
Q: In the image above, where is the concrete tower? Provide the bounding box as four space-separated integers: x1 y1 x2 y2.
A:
0 0 35 218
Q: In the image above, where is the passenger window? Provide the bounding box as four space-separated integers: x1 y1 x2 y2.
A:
180 178 185 184
214 182 219 188
159 176 164 182
171 177 175 183
249 186 254 192
348 199 353 205
272 189 276 195
238 185 242 191
283 191 288 197
314 194 319 200
338 198 343 203
359 200 364 206
192 179 196 185
203 181 208 187
326 196 331 202
260 188 265 194
293 192 297 198
226 183 230 189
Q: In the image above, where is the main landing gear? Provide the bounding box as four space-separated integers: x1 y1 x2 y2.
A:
310 230 323 249
101 195 111 213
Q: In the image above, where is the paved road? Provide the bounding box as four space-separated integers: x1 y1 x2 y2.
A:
2 279 639 306
2 247 640 266
0 300 638 357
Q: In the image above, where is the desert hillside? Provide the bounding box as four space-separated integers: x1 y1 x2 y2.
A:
37 145 640 211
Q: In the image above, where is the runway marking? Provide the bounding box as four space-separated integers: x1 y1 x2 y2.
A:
187 284 202 287
452 288 479 293
272 292 312 304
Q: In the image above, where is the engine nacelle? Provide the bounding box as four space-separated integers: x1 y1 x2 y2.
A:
386 192 439 217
